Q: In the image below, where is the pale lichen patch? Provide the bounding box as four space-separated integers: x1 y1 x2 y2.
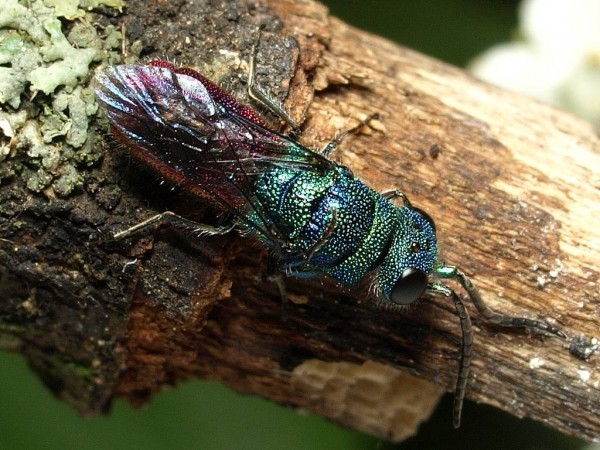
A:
0 0 122 196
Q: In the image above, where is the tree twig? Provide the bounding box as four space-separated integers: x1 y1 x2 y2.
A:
0 0 598 443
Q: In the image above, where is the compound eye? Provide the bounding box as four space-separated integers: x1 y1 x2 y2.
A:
390 268 429 305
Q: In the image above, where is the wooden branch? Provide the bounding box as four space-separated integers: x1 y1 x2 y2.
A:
1 0 598 443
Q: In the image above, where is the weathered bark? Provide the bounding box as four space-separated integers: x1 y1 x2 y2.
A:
0 0 598 443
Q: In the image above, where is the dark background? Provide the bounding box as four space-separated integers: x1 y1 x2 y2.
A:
2 1 595 449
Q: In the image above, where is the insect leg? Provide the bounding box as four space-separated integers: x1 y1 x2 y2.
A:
433 264 566 338
381 189 412 207
454 268 567 338
305 207 338 262
248 31 300 135
274 207 338 270
429 263 567 426
428 281 474 429
320 113 380 158
267 271 289 321
113 211 236 240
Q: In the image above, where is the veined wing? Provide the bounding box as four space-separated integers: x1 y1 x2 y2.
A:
95 62 335 247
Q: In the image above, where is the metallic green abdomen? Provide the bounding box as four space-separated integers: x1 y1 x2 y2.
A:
253 166 399 285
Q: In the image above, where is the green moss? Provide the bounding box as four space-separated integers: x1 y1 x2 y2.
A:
0 0 123 196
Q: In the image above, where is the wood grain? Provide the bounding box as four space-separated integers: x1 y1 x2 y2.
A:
0 0 598 443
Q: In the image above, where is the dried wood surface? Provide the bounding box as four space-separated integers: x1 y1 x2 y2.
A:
0 0 598 443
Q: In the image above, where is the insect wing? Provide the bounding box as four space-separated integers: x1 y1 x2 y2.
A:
95 64 333 243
